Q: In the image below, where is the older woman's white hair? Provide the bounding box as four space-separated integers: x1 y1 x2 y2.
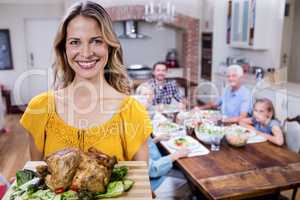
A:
227 64 244 78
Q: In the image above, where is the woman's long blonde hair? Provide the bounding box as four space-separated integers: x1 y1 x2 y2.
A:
52 1 130 94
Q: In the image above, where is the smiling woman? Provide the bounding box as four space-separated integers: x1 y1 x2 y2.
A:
52 2 129 92
19 1 152 162
65 16 109 80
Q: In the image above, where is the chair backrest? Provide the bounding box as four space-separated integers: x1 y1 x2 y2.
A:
284 115 300 153
194 81 220 104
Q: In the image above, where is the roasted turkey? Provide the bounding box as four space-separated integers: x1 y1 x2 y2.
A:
44 148 80 191
71 148 117 193
40 147 117 193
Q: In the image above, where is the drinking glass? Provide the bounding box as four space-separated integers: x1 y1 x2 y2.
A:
210 134 223 151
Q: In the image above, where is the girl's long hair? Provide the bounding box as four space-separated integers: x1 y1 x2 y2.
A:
254 98 276 119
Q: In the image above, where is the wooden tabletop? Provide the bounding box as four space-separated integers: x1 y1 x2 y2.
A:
117 161 152 200
169 141 300 200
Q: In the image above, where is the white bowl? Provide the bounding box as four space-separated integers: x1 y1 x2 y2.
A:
224 125 251 147
195 125 224 144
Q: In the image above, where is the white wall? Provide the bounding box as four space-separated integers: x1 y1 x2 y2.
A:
201 0 215 32
289 0 300 83
113 21 179 68
0 3 63 104
281 0 295 71
212 0 286 74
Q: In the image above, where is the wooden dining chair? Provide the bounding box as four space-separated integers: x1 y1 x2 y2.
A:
284 115 300 200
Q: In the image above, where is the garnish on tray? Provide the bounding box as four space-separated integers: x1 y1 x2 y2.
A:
6 148 134 200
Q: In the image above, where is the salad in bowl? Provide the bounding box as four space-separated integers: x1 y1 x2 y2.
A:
195 123 225 144
224 125 253 147
183 119 202 137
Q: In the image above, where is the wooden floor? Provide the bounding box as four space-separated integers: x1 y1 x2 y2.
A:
0 114 30 180
0 114 299 199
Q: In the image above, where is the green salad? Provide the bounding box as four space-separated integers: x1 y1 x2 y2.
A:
196 123 224 135
5 166 134 200
224 125 250 136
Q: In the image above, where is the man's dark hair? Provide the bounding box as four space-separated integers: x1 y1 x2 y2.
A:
152 61 167 71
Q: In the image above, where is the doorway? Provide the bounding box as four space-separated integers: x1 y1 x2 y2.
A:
281 0 300 84
24 18 59 103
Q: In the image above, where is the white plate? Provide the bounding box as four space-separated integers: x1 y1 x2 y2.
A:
247 135 267 143
167 136 199 150
160 136 210 157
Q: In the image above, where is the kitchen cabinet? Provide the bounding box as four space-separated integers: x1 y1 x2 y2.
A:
227 0 271 50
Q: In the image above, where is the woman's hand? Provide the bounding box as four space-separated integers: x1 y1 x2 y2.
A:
170 148 190 161
132 141 149 162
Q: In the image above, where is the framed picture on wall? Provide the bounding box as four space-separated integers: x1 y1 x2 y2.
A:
0 29 13 70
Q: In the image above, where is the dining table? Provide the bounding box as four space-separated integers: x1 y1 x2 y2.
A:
173 141 300 200
154 112 300 200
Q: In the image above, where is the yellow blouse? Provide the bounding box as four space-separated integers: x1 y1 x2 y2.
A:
20 91 152 161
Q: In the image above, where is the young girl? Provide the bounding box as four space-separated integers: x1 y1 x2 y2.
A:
240 98 284 146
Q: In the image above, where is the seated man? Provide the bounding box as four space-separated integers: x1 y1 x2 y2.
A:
147 62 186 108
198 65 252 123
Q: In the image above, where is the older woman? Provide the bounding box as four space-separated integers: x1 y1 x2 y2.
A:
198 65 252 123
20 1 152 161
